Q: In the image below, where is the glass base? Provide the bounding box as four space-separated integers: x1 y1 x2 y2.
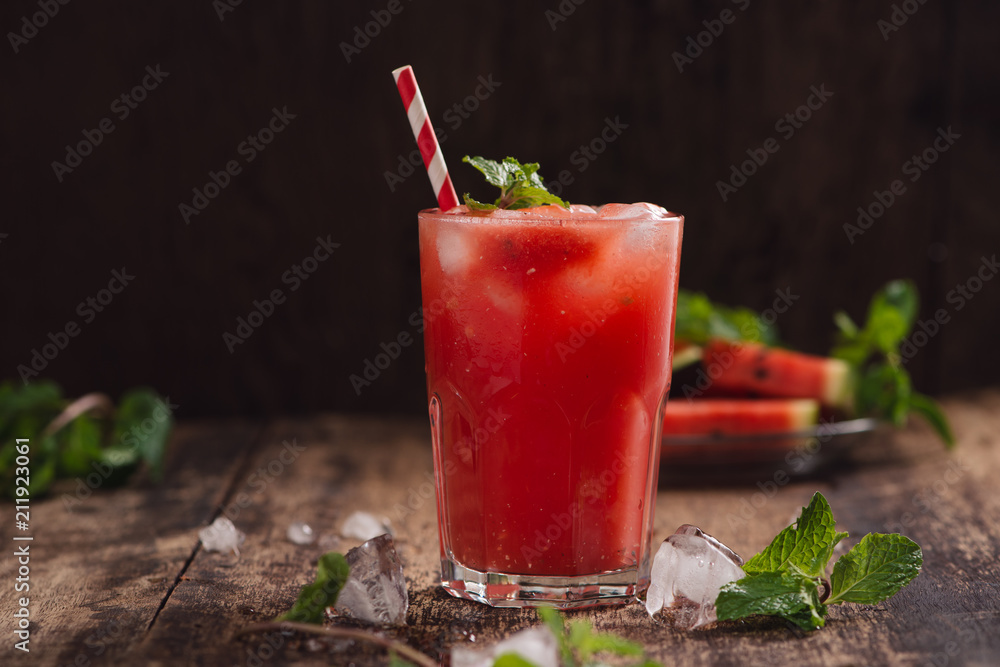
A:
440 558 644 609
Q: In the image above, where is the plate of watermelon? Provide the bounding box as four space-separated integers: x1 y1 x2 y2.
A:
661 282 953 480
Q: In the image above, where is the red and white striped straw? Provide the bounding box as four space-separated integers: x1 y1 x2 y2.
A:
392 65 460 211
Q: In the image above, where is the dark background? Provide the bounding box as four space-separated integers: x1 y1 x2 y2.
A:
1 1 997 419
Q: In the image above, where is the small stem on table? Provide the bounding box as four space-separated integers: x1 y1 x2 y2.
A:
818 577 831 604
235 621 437 667
41 392 115 439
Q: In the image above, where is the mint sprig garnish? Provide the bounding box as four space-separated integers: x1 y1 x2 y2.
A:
717 492 922 631
832 280 954 447
462 156 570 210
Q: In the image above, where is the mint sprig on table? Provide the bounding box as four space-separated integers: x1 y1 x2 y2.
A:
536 607 659 667
0 380 174 498
462 156 570 210
276 552 350 624
831 280 954 446
716 492 922 631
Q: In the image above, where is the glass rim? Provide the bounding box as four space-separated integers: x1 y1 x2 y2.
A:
418 206 684 226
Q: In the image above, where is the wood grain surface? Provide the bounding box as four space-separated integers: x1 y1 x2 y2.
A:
2 393 999 665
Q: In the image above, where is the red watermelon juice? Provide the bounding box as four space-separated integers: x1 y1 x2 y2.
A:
418 203 683 607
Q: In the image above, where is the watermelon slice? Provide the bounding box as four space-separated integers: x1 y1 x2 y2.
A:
672 340 703 371
701 340 852 409
662 398 819 436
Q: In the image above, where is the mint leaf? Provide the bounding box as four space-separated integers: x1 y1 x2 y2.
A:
277 552 350 624
743 492 848 578
567 619 643 661
388 653 420 667
533 608 657 666
463 193 498 211
59 414 105 476
831 311 869 367
536 606 564 638
854 362 911 426
831 280 953 448
493 654 540 667
535 607 572 665
674 289 780 347
505 185 567 210
577 631 643 659
828 533 922 605
717 571 827 631
112 388 174 481
462 156 569 210
908 392 955 448
0 380 63 424
0 381 174 498
464 154 522 188
832 280 917 366
867 280 918 354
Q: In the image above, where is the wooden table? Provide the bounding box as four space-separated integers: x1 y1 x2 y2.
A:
3 391 1000 666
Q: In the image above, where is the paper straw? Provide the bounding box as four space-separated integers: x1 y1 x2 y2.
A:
392 65 460 211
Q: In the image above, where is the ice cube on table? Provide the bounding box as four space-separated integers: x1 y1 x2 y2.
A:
198 517 246 555
451 627 560 667
286 521 315 545
340 510 392 541
333 534 408 626
645 524 745 630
